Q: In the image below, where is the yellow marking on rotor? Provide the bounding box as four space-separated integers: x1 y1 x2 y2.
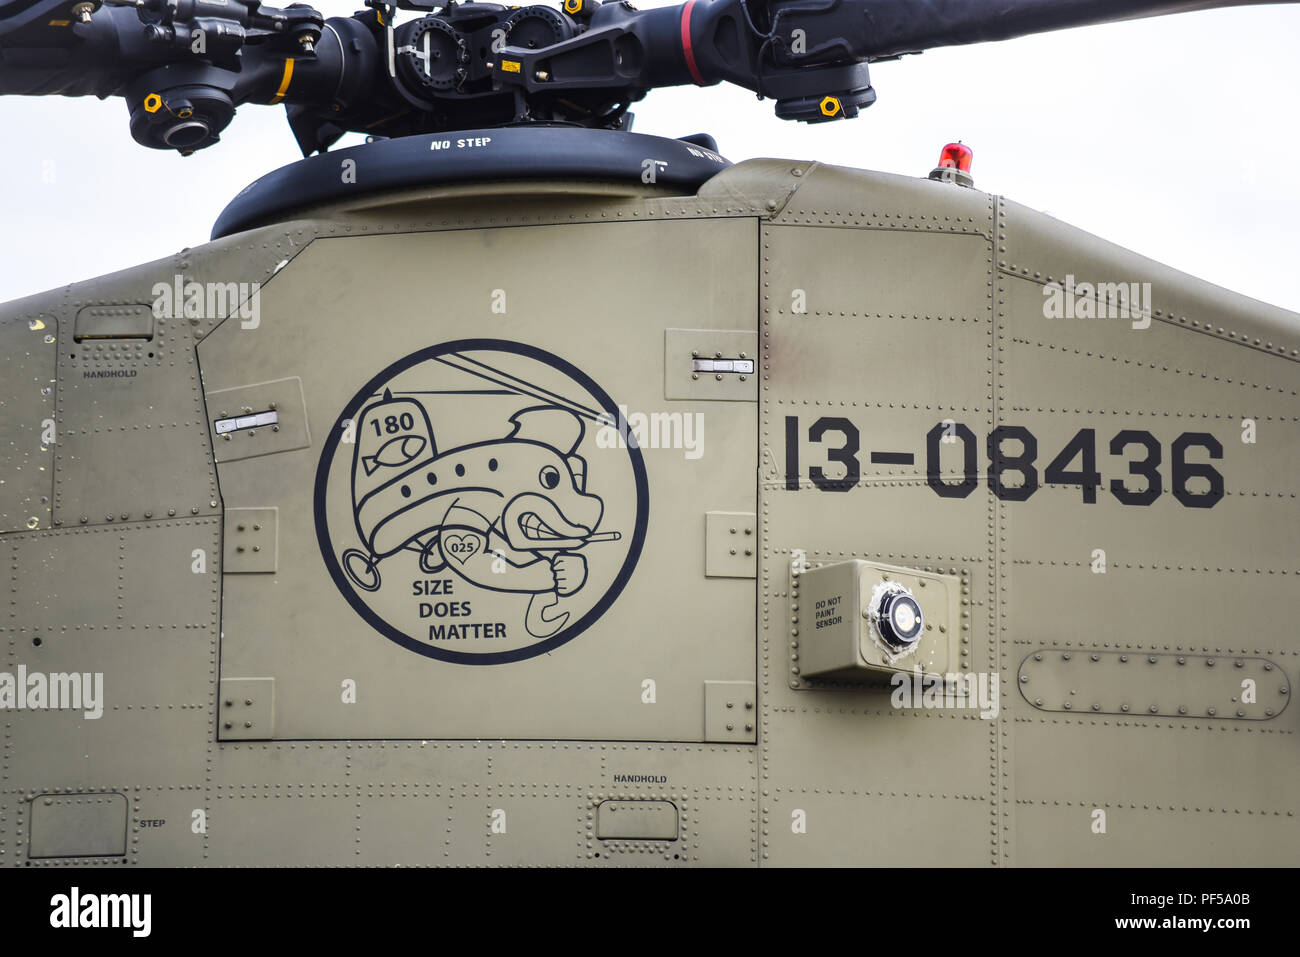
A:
501 59 522 73
270 58 295 104
48 18 70 25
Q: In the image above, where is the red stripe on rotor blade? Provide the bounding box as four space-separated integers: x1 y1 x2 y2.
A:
681 0 705 86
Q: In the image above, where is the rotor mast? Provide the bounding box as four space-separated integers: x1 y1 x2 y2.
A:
0 0 1291 153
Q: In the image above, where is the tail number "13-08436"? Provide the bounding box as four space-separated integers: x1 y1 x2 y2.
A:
783 417 1224 509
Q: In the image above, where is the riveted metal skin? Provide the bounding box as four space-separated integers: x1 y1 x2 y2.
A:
0 153 1295 867
223 507 278 573
218 678 275 739
0 313 56 533
1019 651 1290 721
704 680 757 742
705 512 758 579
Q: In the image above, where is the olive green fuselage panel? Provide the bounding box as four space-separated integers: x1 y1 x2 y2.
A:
0 161 1295 866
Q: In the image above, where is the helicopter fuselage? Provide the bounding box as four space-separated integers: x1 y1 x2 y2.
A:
0 130 1295 865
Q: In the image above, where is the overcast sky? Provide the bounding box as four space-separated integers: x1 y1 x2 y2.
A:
1 2 1297 312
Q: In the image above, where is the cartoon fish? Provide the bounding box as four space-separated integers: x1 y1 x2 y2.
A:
362 434 427 476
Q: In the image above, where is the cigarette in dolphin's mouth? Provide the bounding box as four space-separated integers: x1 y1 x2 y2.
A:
518 511 621 543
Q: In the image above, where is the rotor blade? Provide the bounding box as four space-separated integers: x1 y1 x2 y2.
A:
855 0 1297 59
0 0 83 38
0 4 176 97
432 353 606 424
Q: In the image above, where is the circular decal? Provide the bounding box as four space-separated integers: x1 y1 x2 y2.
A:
314 340 648 664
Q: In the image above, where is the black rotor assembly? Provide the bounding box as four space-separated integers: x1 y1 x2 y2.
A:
1 0 1290 155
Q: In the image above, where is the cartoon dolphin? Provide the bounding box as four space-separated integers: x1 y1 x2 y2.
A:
342 397 618 638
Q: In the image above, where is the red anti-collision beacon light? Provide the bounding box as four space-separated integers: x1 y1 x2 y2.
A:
929 141 974 187
937 142 973 172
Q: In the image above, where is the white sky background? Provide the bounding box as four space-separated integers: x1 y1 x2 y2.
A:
0 2 1297 311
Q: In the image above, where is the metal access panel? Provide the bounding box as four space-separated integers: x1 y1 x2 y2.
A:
52 305 219 526
28 792 129 859
0 311 56 533
200 218 758 741
596 800 679 840
758 200 1001 866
